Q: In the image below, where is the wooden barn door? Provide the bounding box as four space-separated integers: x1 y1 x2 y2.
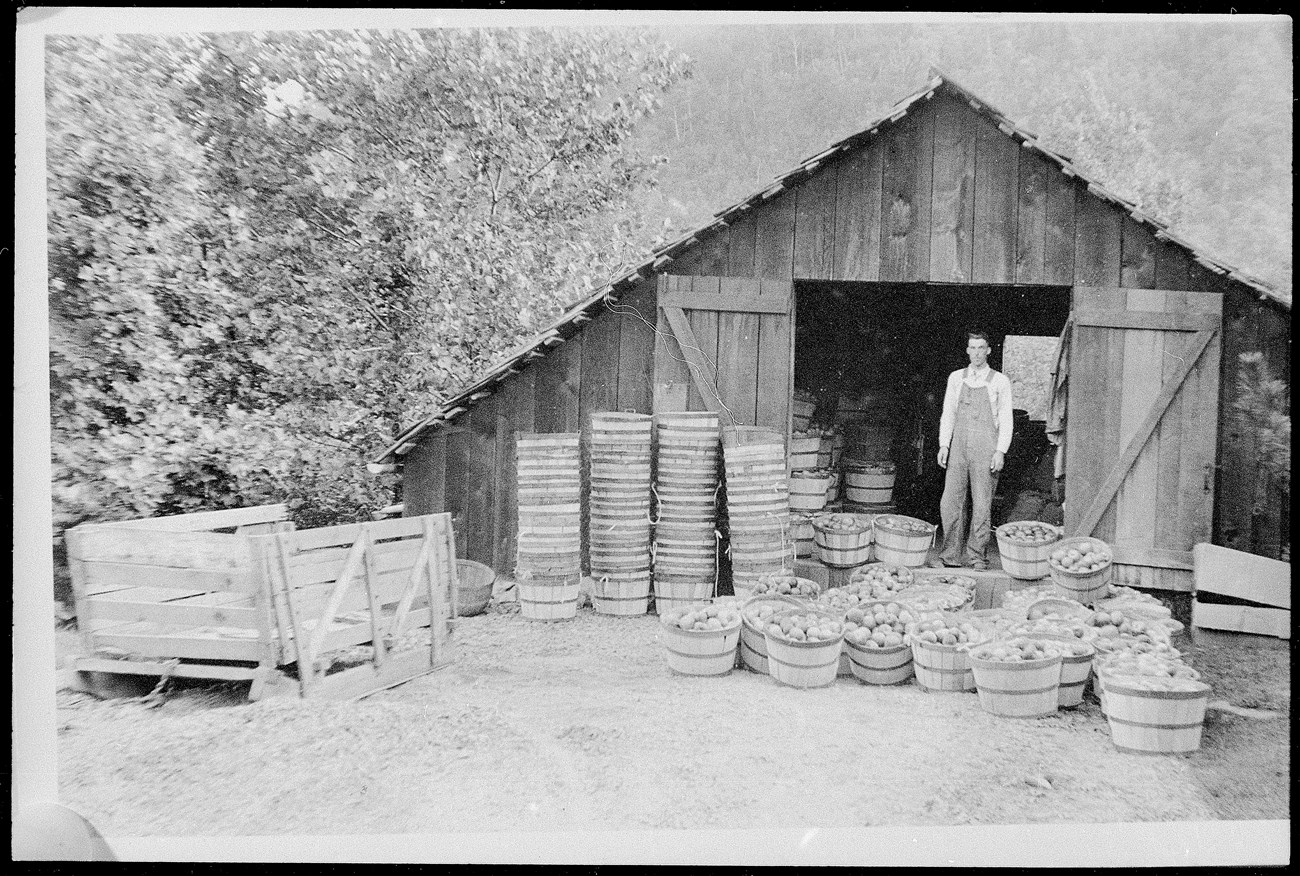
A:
1063 286 1222 591
653 275 794 434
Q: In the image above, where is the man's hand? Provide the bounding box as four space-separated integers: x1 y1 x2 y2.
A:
991 451 1004 473
937 447 949 469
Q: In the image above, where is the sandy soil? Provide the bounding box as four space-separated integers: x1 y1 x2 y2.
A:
56 603 1241 838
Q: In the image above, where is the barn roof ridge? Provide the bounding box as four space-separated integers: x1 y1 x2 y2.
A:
372 72 1291 465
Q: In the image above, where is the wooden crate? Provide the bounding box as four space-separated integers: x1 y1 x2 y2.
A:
64 505 459 700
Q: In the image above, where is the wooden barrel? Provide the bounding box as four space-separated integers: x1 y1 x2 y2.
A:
661 618 741 676
764 620 844 689
844 460 896 505
518 578 581 621
813 514 874 568
738 594 808 673
873 515 936 568
995 522 1062 580
968 652 1062 717
1102 678 1211 754
911 638 976 692
591 571 651 616
455 559 496 617
843 638 914 685
653 577 715 614
788 471 831 512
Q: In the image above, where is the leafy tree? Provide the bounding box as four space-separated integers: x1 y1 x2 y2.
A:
46 28 687 533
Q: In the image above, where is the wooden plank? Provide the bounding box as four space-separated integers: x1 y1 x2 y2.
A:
832 145 876 281
1193 601 1290 639
289 516 427 552
662 305 722 412
78 561 246 593
81 596 261 628
1015 149 1049 284
1075 327 1218 540
578 302 620 418
494 370 532 576
1183 293 1222 551
443 423 472 558
301 646 446 701
93 505 290 533
284 538 424 588
69 527 249 571
715 277 761 426
616 279 656 413
725 212 758 277
972 115 1019 284
754 190 796 281
1153 289 1187 556
1108 544 1194 571
1192 543 1290 608
1043 168 1077 285
1120 216 1157 289
1094 288 1127 542
755 278 793 433
85 584 207 603
533 332 581 432
659 287 791 314
1114 288 1166 551
880 114 919 282
793 166 837 280
1073 194 1123 287
1074 287 1222 315
90 625 265 662
1153 237 1193 291
465 395 499 566
910 103 935 282
929 97 975 283
70 656 262 681
686 275 721 413
1073 310 1220 332
402 429 446 517
1209 281 1253 551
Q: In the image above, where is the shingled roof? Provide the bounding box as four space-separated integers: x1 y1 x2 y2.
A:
372 71 1290 466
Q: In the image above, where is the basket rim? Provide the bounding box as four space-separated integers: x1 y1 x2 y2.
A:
659 613 743 634
966 647 1064 668
842 634 910 656
873 514 938 536
811 512 873 534
995 520 1065 546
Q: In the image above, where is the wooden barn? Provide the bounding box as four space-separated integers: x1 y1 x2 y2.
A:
371 73 1290 594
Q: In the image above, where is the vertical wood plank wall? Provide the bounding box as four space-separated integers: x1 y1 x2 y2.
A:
403 91 1289 571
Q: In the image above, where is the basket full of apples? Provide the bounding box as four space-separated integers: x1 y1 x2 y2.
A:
841 600 922 685
658 602 743 677
994 521 1063 580
1047 536 1113 603
762 607 846 689
739 594 809 673
812 512 874 568
848 562 916 601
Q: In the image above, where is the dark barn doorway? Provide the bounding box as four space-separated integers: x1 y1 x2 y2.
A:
792 281 1071 527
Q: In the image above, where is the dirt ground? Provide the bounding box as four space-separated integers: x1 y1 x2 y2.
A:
54 594 1289 840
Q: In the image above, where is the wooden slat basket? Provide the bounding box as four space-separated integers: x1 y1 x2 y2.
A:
968 650 1063 718
1101 676 1212 754
763 607 845 689
739 594 809 673
812 513 874 568
872 515 936 568
659 609 742 677
994 521 1063 580
1047 536 1114 603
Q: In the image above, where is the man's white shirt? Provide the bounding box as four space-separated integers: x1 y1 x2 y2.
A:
938 364 1015 455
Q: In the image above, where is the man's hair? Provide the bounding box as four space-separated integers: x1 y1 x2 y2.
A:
966 329 990 345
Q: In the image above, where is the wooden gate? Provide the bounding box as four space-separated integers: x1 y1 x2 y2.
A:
653 275 795 433
1063 286 1222 591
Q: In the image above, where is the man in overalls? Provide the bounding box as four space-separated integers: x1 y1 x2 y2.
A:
931 331 1014 570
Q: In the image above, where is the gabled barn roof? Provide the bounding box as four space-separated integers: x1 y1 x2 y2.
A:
372 71 1290 466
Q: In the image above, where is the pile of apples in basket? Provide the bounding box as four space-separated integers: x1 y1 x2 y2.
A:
656 530 1210 755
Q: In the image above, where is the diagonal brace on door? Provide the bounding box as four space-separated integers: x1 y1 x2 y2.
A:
1074 327 1218 539
661 305 725 414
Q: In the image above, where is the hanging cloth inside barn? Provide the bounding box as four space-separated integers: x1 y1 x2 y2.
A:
1046 314 1073 483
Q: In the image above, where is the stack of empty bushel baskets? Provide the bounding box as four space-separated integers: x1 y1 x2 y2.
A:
515 432 582 620
651 412 722 615
722 425 794 600
843 458 895 514
587 413 654 616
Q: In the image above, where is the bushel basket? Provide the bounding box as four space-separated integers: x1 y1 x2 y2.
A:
995 521 1063 580
1048 536 1114 603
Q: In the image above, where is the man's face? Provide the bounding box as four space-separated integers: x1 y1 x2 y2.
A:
967 337 990 367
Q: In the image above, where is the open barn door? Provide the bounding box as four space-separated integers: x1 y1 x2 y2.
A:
653 275 795 434
1062 286 1222 592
